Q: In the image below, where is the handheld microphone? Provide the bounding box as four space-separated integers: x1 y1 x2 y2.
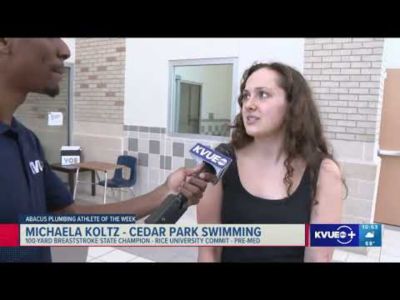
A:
144 143 233 224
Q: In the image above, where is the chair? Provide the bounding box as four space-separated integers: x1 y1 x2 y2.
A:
98 155 137 200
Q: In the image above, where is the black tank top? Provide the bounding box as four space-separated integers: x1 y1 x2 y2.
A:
221 154 313 262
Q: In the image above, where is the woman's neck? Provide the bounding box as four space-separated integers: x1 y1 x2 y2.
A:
244 132 286 165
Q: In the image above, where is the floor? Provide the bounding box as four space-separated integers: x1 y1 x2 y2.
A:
58 186 400 263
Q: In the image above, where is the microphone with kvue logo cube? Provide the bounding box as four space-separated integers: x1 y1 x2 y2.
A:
144 143 233 224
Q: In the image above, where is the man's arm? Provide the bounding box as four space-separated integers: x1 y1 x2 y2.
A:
60 183 169 219
55 166 215 220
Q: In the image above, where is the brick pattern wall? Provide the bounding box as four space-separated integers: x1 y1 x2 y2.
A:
303 39 385 250
304 38 385 142
14 70 71 164
74 38 126 124
16 69 70 124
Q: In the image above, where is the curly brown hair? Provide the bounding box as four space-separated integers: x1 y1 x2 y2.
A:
231 62 345 203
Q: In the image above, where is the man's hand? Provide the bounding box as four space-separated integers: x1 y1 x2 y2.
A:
164 164 217 206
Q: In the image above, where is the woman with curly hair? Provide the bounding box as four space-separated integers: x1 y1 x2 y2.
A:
197 62 345 262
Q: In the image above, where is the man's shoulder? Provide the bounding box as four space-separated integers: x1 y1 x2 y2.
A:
14 118 39 140
14 118 43 152
14 118 33 133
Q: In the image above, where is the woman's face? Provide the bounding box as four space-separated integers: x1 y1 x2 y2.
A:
241 68 288 139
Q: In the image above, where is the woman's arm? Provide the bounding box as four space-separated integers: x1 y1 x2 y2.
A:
197 181 224 262
304 158 344 262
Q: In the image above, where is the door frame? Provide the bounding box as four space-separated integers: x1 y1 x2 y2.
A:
373 68 400 226
65 62 74 146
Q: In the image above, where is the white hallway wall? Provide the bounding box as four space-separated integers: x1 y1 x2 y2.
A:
123 38 305 198
384 38 400 68
62 38 76 64
124 38 305 128
67 37 400 129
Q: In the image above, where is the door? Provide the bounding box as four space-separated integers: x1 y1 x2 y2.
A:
177 82 201 134
374 69 400 226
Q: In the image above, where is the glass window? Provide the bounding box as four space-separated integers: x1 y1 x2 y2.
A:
169 58 237 138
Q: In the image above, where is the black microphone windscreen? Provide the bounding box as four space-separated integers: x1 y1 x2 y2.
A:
215 143 234 158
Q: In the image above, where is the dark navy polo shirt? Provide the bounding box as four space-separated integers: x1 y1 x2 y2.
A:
0 118 73 262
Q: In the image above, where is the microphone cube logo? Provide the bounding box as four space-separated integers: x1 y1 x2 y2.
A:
310 224 359 247
189 143 232 178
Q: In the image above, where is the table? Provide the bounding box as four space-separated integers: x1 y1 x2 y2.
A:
51 163 96 196
72 161 125 204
